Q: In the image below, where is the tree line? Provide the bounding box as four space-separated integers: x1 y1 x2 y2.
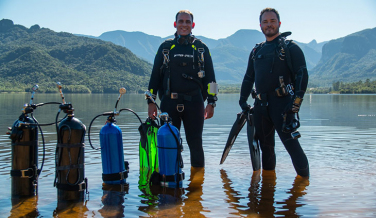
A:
218 79 376 95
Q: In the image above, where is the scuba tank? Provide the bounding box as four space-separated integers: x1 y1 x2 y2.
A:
8 85 61 197
54 82 88 201
145 91 184 188
88 88 142 185
8 85 40 197
157 116 184 188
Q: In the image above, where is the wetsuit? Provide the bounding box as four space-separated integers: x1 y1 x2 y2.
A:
239 35 309 177
148 34 217 167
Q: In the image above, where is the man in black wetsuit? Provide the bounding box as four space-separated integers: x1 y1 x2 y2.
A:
239 8 309 177
147 10 218 168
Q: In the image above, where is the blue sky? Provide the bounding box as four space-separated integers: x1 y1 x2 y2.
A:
1 0 375 43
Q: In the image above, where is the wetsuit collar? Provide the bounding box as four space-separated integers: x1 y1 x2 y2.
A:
174 32 195 45
265 34 281 44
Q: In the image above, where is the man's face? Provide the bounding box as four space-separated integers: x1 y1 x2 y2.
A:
176 13 193 36
260 11 280 39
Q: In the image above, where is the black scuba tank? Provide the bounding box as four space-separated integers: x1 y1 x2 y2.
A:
9 85 40 197
54 82 87 201
9 113 39 197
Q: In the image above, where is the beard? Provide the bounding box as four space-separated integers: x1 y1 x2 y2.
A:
262 26 280 38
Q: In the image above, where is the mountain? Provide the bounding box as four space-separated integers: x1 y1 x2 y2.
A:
309 27 376 86
4 18 373 91
94 29 322 84
0 19 152 93
306 39 326 53
98 30 165 63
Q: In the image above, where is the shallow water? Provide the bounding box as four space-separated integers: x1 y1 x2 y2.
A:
0 93 376 217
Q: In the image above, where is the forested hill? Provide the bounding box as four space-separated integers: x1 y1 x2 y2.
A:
0 19 152 93
309 27 376 86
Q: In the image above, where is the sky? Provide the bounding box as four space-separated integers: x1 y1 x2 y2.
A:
1 0 376 43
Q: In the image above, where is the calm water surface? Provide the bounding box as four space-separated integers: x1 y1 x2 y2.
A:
0 93 375 217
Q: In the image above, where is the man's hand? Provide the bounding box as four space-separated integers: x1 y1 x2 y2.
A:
239 101 250 112
204 104 215 120
148 103 158 119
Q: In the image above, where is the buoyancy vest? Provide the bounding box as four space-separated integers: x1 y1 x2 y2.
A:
250 32 296 84
158 35 207 101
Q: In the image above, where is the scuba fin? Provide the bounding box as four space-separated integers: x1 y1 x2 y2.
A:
246 110 261 171
220 111 247 164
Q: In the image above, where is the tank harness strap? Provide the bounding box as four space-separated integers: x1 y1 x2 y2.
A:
56 177 88 192
160 41 173 97
10 165 40 178
102 170 129 182
251 42 265 60
57 143 85 148
101 161 129 182
56 163 84 171
278 35 295 83
160 172 185 182
54 143 85 188
197 47 205 78
162 49 170 66
10 140 39 178
11 140 38 146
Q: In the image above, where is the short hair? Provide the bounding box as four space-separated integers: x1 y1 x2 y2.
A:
259 8 280 23
176 10 194 22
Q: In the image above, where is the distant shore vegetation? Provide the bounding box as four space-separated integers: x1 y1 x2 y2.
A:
308 79 376 94
219 79 376 95
1 79 376 95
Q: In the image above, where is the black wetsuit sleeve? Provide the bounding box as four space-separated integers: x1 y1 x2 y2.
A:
289 42 309 98
147 43 165 99
239 52 255 107
202 44 217 103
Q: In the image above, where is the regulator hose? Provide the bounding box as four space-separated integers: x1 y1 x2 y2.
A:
88 108 143 151
31 114 45 177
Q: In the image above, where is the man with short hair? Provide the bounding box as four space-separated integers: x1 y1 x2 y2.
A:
147 10 218 168
239 8 309 177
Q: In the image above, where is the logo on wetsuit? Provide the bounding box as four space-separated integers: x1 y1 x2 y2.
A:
174 54 194 58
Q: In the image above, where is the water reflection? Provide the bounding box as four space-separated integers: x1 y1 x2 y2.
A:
275 175 310 217
137 167 185 216
138 168 159 213
53 199 88 217
182 167 208 217
99 183 129 218
220 169 309 217
10 196 39 218
137 167 208 217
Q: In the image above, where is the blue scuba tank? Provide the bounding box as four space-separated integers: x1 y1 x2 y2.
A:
157 122 184 188
100 117 128 184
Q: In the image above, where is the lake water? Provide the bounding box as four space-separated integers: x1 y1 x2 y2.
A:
0 93 375 217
